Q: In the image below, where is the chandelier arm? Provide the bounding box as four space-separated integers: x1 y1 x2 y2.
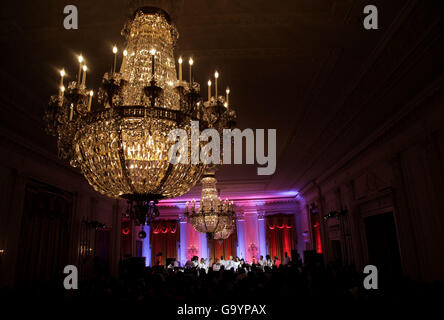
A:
117 124 137 194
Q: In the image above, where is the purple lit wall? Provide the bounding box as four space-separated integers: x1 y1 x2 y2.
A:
236 218 245 260
258 214 267 258
142 225 151 266
295 196 307 259
179 220 187 266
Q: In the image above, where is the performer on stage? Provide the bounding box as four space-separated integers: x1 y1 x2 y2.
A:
239 258 248 273
266 255 273 268
212 258 221 271
191 256 199 268
225 256 234 270
258 255 266 271
198 257 208 273
282 252 291 265
274 256 281 268
232 257 240 271
219 256 226 269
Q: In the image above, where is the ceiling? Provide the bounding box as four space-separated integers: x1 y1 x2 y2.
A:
1 0 443 201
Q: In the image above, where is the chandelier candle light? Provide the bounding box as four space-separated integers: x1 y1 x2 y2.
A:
59 69 65 94
120 50 128 73
59 86 65 106
44 6 236 226
189 58 193 83
77 55 83 82
59 69 66 105
207 80 212 101
214 71 219 98
82 65 87 86
88 90 93 112
112 45 118 74
226 87 230 109
178 57 183 82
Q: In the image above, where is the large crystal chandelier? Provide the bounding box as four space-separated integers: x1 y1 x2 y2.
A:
185 169 236 240
44 6 235 225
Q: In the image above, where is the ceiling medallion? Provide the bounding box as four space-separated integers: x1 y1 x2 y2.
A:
44 6 236 225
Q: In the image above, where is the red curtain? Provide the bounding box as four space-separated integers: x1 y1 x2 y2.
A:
266 214 296 261
313 222 322 254
150 220 178 266
209 229 237 262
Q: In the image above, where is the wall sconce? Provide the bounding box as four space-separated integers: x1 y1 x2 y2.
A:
324 209 348 222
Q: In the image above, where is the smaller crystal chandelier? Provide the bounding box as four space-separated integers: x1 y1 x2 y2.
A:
213 214 236 240
185 169 235 239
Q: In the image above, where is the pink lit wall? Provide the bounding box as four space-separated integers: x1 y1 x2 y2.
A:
184 223 202 261
243 212 260 263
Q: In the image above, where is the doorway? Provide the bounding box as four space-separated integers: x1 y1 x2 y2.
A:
364 212 402 278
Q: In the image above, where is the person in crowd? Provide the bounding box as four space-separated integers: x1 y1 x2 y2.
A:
258 255 265 271
293 251 302 268
266 254 273 268
208 258 213 269
282 252 291 265
212 259 221 271
239 259 248 273
274 256 281 268
198 257 208 273
155 252 162 266
232 256 240 271
225 256 234 270
33 254 421 306
206 258 212 269
190 256 198 268
219 256 226 269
